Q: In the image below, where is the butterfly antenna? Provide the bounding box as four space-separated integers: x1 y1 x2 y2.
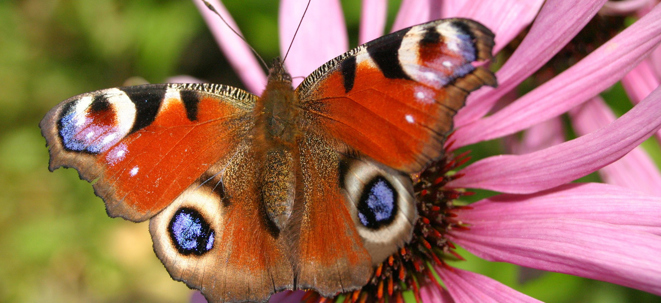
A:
282 0 312 63
202 0 268 70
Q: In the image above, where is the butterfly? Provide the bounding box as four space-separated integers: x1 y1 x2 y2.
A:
40 17 496 303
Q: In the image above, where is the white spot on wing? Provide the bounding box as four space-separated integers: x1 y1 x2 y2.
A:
356 50 378 68
443 61 452 67
101 133 117 145
422 71 441 84
414 86 436 104
437 22 461 52
446 40 460 52
73 96 94 127
130 166 139 177
405 115 415 124
162 86 183 111
106 143 128 166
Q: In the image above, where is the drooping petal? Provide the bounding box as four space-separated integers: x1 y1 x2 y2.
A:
268 290 307 303
450 214 661 295
420 282 454 303
505 117 565 154
651 45 661 77
454 0 608 128
166 75 204 84
279 0 348 87
391 0 440 31
191 291 207 303
454 3 661 147
455 183 661 235
192 0 266 94
621 59 660 104
620 59 661 143
448 85 661 193
452 0 544 53
436 267 542 303
601 0 657 15
359 0 387 44
439 0 464 18
570 97 661 196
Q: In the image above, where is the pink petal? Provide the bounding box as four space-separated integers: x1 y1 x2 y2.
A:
450 219 661 295
452 0 544 53
454 0 608 128
269 290 306 303
455 183 661 235
601 0 657 15
166 75 204 84
280 0 348 87
621 59 660 104
192 0 266 94
448 85 661 193
651 45 661 78
454 3 661 147
570 97 661 196
391 0 441 31
505 117 565 154
439 0 464 18
191 291 207 303
359 0 387 44
420 282 454 303
436 267 541 302
620 59 661 142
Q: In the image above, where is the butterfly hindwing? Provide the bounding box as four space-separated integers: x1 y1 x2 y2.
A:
297 18 497 173
290 134 373 296
149 144 293 302
291 134 418 296
40 83 255 221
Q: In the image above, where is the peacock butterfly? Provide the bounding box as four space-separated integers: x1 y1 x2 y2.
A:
40 15 496 303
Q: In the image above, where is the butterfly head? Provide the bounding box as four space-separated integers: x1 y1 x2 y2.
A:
267 58 293 85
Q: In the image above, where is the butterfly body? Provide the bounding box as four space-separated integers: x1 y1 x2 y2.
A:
41 18 497 302
253 61 301 229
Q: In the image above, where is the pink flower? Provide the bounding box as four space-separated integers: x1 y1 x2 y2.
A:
184 0 661 302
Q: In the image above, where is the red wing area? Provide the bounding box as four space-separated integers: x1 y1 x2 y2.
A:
40 84 255 222
302 66 451 173
296 19 496 173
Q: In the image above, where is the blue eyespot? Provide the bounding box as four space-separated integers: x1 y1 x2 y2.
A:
357 177 398 229
168 208 215 255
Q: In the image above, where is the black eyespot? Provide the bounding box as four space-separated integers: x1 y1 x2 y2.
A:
357 176 398 229
168 208 215 255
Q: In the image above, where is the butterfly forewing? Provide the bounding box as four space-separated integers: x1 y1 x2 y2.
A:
296 18 497 173
40 83 255 221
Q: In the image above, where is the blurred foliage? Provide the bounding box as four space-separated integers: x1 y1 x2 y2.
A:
0 0 658 302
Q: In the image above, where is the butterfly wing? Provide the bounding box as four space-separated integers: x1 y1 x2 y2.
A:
40 83 254 222
291 134 418 296
296 18 497 173
289 18 496 295
149 145 293 302
41 83 294 302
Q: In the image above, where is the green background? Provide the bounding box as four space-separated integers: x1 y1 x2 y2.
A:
0 0 658 302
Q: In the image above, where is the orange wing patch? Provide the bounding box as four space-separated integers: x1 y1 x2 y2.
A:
298 19 497 173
